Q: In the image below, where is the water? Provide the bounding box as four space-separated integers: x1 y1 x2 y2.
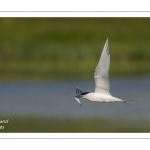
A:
0 76 150 121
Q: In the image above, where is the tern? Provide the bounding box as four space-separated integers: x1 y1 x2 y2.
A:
74 39 133 106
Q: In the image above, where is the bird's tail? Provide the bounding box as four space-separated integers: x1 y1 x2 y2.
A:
115 98 135 104
122 101 135 104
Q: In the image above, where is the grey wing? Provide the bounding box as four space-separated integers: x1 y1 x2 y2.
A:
76 87 83 95
94 39 111 95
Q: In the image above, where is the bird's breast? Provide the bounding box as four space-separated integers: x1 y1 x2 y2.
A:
83 93 116 102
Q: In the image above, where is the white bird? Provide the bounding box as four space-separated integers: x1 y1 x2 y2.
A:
74 39 133 106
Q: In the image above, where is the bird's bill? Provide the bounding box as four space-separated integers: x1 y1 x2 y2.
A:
74 96 82 106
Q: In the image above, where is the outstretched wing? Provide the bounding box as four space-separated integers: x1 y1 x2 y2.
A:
94 39 111 95
76 87 83 96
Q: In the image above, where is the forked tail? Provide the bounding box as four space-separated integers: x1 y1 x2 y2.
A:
116 98 135 104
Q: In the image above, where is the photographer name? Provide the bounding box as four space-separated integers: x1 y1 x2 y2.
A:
0 119 9 124
0 119 9 129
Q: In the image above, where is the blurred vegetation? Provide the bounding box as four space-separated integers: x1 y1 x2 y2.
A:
0 18 150 80
2 117 150 132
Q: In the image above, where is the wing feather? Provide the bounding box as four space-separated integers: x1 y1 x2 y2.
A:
94 39 111 95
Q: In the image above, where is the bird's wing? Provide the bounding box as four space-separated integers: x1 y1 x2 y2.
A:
94 39 111 95
76 87 83 96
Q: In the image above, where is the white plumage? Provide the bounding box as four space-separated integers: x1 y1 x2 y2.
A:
74 39 133 106
94 38 110 95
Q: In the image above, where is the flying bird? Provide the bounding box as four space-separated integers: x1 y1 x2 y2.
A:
74 39 133 106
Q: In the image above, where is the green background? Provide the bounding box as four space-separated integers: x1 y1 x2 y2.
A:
0 18 150 80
